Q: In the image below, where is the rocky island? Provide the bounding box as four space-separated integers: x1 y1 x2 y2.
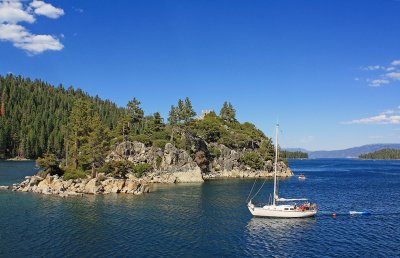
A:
1 75 293 197
11 139 292 196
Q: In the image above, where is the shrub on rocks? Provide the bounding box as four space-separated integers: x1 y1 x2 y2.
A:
63 168 87 180
239 151 263 170
133 163 152 178
101 160 135 179
36 154 64 177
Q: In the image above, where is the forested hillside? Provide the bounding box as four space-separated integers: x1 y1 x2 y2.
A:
1 74 277 180
281 151 308 159
359 149 400 160
0 75 123 159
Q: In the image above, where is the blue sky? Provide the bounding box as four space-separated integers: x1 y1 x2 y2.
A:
1 0 400 150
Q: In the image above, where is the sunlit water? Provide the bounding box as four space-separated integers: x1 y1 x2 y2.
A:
0 159 399 257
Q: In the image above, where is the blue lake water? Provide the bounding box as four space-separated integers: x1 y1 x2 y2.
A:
0 159 399 257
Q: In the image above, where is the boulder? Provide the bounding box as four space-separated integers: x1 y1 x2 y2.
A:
173 167 204 183
50 179 64 193
83 178 103 194
0 185 9 190
122 180 139 193
102 179 125 193
37 180 51 194
29 176 42 187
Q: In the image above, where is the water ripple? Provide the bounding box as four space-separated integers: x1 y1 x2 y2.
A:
1 160 400 257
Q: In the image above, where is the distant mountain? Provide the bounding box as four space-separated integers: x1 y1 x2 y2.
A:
307 144 400 159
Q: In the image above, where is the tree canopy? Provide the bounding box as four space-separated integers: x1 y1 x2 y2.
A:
1 74 279 178
359 149 400 160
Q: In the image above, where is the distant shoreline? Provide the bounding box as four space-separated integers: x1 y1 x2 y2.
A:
2 157 32 161
358 158 400 161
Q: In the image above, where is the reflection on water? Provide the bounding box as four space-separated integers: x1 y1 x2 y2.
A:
247 217 316 232
1 160 400 257
245 218 317 255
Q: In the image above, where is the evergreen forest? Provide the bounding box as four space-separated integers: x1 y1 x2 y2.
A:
0 75 276 178
359 149 400 160
280 151 308 159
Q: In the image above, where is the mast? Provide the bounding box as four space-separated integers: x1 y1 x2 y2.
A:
273 123 279 206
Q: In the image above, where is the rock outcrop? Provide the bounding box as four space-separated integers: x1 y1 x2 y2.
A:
12 174 150 197
106 141 204 183
106 140 293 180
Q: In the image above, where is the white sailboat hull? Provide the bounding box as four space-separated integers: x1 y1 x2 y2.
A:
248 204 317 218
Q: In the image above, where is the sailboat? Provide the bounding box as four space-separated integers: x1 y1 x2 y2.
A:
247 124 317 218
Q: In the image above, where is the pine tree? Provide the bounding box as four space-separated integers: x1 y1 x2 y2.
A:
183 97 196 123
67 99 93 170
127 98 144 134
168 105 178 125
150 112 164 132
177 99 185 123
0 91 4 117
81 113 110 176
168 105 178 141
220 101 236 122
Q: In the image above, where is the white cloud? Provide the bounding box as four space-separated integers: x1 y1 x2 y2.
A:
361 65 386 71
30 0 64 19
0 23 29 41
368 79 390 87
0 22 63 54
345 107 400 124
386 72 400 80
0 1 35 23
354 77 360 81
347 114 400 124
0 0 64 54
73 7 83 13
360 59 400 87
391 60 400 66
15 34 63 54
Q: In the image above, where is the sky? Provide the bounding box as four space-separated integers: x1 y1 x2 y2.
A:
1 0 400 151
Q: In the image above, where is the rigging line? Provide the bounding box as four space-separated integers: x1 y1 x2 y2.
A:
249 177 268 201
246 178 258 203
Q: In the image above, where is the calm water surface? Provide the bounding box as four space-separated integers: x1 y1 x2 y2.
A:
0 159 399 257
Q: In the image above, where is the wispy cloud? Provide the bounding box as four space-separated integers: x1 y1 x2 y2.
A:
368 79 389 87
344 107 400 124
0 0 64 54
73 7 83 13
361 65 386 71
391 60 400 66
360 59 400 87
386 72 400 80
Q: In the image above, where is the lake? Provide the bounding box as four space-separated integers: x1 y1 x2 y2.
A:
0 159 399 257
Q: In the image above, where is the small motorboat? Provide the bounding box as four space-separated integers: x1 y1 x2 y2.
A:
349 211 371 215
298 174 306 180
